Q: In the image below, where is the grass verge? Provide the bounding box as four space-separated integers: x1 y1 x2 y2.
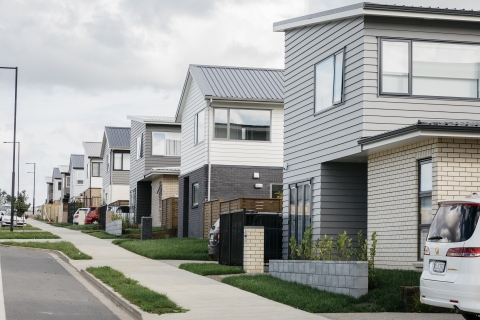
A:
0 224 42 231
50 222 99 231
82 227 170 239
222 269 423 313
113 238 210 260
87 266 185 314
0 241 92 259
0 231 60 239
180 263 245 276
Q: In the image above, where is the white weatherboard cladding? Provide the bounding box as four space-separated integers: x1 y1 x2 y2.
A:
69 168 84 198
83 155 91 191
210 103 283 167
180 78 208 175
53 179 62 202
90 162 103 189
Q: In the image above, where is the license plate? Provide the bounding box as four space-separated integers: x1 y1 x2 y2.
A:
432 260 446 273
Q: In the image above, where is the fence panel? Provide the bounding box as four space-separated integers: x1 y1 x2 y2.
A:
219 198 281 213
161 197 178 230
99 205 107 229
202 199 222 239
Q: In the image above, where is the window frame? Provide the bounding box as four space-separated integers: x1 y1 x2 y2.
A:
213 107 272 142
418 158 433 261
270 183 283 199
379 37 480 101
151 131 181 157
66 176 70 188
113 152 130 171
191 182 199 208
194 110 205 146
136 135 143 160
58 181 62 191
76 170 84 185
313 47 346 115
288 180 313 258
92 162 101 177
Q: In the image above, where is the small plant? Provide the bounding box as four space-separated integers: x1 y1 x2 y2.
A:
112 213 122 221
289 236 298 260
315 234 333 261
335 231 354 261
368 231 378 288
298 225 313 260
355 230 368 262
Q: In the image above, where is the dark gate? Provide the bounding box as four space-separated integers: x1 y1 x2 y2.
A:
99 205 107 229
219 209 282 266
67 202 78 224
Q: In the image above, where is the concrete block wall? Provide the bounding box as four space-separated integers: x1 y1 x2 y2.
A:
106 220 122 236
269 260 368 298
243 227 264 274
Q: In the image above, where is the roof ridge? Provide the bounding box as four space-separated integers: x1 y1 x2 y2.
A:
190 64 284 72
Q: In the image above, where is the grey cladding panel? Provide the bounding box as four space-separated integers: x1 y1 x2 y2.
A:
144 123 181 171
112 170 129 185
130 120 146 191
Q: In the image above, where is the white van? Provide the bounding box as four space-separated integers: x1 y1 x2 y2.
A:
420 196 480 319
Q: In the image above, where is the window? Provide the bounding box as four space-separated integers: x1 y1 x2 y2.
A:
380 39 480 98
289 181 312 250
58 181 62 191
76 171 84 185
214 108 271 141
192 183 199 207
106 154 110 172
66 176 70 188
314 49 345 113
194 110 205 145
86 164 89 179
92 162 101 177
113 153 130 171
152 132 181 156
419 158 432 260
271 184 283 199
136 135 143 159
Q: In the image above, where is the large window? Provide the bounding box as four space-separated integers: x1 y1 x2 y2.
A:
66 176 70 188
113 153 130 171
136 135 143 159
194 110 205 145
419 158 432 260
92 162 101 177
192 183 199 207
381 39 480 99
152 132 181 156
76 171 84 185
58 181 62 191
289 181 312 249
314 49 345 113
214 108 271 141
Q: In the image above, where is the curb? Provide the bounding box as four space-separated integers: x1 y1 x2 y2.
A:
80 270 143 320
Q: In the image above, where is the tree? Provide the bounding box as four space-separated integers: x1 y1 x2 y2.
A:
14 190 30 217
0 189 8 205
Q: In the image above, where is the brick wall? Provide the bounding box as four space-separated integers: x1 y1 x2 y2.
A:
178 165 207 238
368 138 480 270
243 227 265 274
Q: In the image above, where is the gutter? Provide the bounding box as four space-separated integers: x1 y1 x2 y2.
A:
204 96 283 104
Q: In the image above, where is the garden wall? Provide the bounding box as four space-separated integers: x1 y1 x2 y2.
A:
269 260 368 298
106 220 122 236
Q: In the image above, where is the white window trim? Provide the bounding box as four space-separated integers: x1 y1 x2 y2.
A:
151 132 181 156
213 107 272 142
194 110 205 145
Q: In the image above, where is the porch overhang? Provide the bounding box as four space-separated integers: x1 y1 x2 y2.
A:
140 167 180 182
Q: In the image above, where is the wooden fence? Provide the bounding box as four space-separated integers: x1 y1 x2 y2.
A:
219 198 282 214
161 197 178 230
203 199 223 239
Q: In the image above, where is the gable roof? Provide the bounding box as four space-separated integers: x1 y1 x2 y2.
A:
69 154 84 171
82 142 102 158
176 64 284 121
105 127 130 149
127 115 179 125
45 176 52 184
273 2 480 32
52 167 61 180
58 165 69 174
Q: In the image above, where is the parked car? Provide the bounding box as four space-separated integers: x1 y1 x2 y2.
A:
420 196 480 319
0 206 9 221
1 210 26 227
84 207 99 224
208 219 220 261
73 208 89 225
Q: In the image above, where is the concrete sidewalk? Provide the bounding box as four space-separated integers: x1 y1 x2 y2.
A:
27 219 325 320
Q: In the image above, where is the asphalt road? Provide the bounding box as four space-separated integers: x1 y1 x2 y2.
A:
0 246 125 320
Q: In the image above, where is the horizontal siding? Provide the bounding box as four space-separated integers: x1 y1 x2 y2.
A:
130 120 146 191
363 16 480 138
210 103 283 167
112 170 129 185
101 140 111 190
180 78 208 175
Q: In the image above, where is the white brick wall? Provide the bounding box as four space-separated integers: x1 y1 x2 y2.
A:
243 227 264 274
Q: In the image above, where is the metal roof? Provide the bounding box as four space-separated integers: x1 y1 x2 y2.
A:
359 120 480 145
52 168 61 180
274 2 480 32
58 165 69 174
44 176 52 184
70 154 84 170
82 141 102 158
127 115 179 125
105 127 131 149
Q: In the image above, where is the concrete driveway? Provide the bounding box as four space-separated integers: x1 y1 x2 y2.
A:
320 313 463 320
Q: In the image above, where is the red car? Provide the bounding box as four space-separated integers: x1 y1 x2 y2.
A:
84 207 99 224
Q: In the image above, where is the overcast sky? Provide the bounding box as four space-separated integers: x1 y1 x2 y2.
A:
0 0 478 208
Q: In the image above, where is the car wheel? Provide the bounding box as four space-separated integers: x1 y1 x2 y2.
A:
463 313 480 320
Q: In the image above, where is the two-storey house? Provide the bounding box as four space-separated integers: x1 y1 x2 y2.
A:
45 176 53 203
128 115 181 225
51 167 62 204
176 65 284 238
82 142 103 207
100 127 131 206
58 165 70 204
274 3 480 270
68 154 84 202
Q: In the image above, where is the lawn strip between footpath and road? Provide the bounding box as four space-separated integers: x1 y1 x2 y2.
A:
179 263 245 276
113 238 210 260
0 231 60 239
82 227 170 239
0 224 41 231
222 269 433 313
87 266 186 315
0 241 92 260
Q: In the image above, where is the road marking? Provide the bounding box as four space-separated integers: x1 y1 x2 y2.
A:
0 255 6 320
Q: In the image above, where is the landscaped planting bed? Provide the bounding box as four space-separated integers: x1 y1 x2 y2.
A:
0 241 92 259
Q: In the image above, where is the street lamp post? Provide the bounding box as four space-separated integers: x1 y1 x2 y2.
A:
0 66 18 232
27 163 36 217
3 142 20 197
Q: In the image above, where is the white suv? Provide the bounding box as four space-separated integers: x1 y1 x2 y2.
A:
420 197 480 319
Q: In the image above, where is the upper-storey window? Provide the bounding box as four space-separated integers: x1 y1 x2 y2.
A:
136 134 143 160
113 152 130 171
214 108 271 141
92 162 101 177
314 49 345 113
380 39 480 99
194 110 205 145
152 132 181 156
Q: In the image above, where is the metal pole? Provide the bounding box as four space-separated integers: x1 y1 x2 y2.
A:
27 162 36 218
17 142 20 198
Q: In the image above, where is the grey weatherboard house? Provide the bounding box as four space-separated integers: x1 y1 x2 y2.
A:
68 154 84 201
274 3 480 270
128 115 181 226
176 64 285 238
100 127 131 206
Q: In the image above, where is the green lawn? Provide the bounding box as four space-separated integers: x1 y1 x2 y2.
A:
222 269 425 313
0 231 59 239
179 263 245 276
87 266 186 314
0 224 42 231
0 241 92 259
50 222 100 231
113 238 210 260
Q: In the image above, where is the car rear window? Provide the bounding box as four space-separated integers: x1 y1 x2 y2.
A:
428 203 480 243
